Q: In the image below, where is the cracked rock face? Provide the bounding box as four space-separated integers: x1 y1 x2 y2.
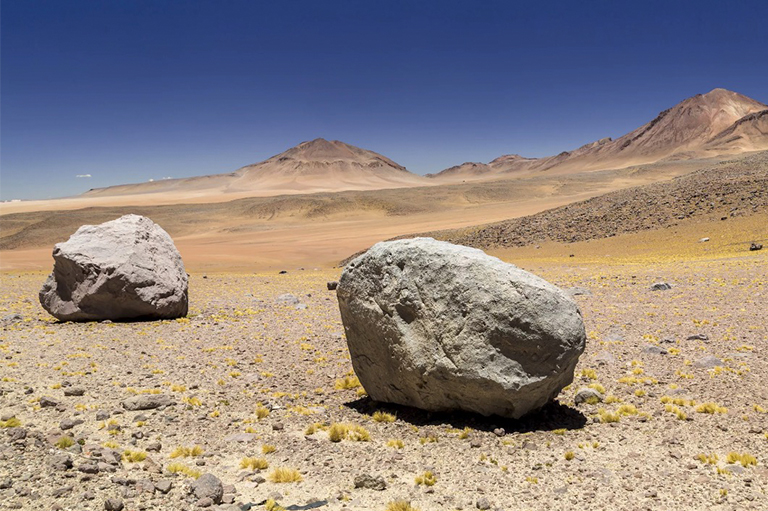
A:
337 238 585 419
39 214 188 321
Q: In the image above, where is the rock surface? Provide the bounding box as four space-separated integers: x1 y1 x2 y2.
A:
121 394 174 411
337 238 586 419
192 473 223 504
39 214 188 321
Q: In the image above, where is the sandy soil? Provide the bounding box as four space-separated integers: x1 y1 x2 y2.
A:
0 157 716 273
1 226 767 511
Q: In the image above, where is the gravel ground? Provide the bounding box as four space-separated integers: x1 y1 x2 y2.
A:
1 253 767 511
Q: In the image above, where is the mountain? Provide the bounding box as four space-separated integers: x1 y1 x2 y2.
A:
83 139 426 198
227 138 423 189
430 88 768 180
705 109 768 153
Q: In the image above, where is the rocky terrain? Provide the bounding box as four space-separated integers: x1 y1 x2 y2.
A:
1 246 767 510
408 151 768 251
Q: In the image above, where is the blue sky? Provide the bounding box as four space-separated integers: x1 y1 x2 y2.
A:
2 0 767 200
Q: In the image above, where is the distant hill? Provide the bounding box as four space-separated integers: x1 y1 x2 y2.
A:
83 138 427 198
430 88 768 181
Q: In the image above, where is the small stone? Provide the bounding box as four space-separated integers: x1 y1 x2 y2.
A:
122 394 174 411
354 474 387 491
196 497 214 507
78 463 99 474
51 486 74 498
749 243 763 251
276 294 299 305
493 428 506 437
272 422 284 431
593 351 617 366
327 281 339 291
0 477 12 489
64 387 86 397
686 334 708 341
60 418 85 430
49 454 73 471
476 497 491 510
642 345 668 355
104 498 124 511
146 442 162 452
470 439 482 448
566 287 591 297
155 480 172 494
39 396 59 408
574 387 603 404
96 411 111 421
650 282 672 291
8 428 27 442
693 355 723 368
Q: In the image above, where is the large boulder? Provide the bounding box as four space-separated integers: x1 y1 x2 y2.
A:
337 238 585 419
39 215 188 321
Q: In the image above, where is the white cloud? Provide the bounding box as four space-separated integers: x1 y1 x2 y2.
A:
76 174 92 178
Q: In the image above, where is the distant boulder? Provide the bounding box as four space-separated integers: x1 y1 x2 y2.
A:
39 215 188 321
650 282 672 291
337 238 586 419
750 243 763 251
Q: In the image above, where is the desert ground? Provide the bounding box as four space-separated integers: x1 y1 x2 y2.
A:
0 156 726 272
1 216 767 511
1 89 767 511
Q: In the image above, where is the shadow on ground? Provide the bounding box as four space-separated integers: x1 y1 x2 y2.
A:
344 397 588 434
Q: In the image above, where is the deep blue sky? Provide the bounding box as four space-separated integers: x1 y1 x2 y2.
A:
2 1 767 200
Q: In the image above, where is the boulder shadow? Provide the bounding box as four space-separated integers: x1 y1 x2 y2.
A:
344 397 588 434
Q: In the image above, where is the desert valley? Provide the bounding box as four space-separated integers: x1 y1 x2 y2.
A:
1 84 767 511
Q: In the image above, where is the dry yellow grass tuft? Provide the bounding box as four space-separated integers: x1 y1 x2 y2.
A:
169 445 204 458
268 467 303 483
372 410 396 423
414 470 437 486
385 501 420 511
166 462 202 479
334 375 362 390
696 402 728 414
240 457 269 470
328 423 370 442
121 449 147 462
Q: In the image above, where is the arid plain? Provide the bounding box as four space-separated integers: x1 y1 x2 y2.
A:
1 88 767 510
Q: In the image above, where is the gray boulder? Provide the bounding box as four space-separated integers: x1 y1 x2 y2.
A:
337 238 586 419
39 215 188 321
